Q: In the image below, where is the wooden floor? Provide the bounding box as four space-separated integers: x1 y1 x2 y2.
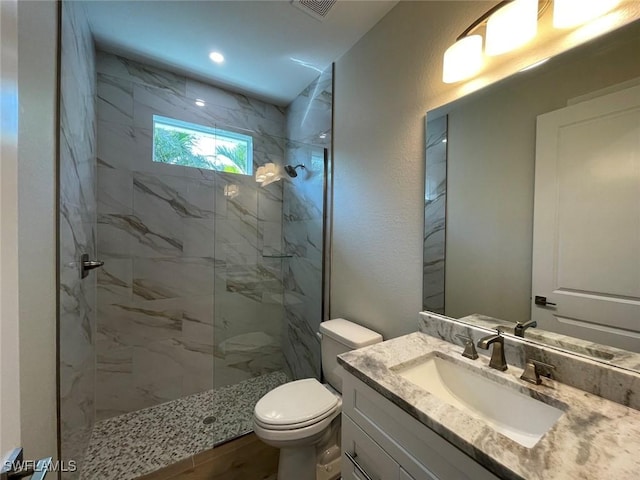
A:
136 433 278 480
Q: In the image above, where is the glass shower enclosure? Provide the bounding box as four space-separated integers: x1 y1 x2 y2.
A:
58 4 331 477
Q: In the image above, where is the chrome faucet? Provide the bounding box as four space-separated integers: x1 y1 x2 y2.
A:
477 330 508 371
514 320 537 337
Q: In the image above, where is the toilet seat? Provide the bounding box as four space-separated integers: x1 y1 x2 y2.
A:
254 378 340 431
254 402 339 431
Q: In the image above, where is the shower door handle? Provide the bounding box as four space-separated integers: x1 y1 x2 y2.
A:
81 253 104 279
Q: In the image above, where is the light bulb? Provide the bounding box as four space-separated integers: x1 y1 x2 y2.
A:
442 35 483 84
485 0 538 56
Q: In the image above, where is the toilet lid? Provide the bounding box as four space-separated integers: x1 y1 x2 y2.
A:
254 378 339 427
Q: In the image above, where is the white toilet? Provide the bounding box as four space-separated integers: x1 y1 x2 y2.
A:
253 318 383 480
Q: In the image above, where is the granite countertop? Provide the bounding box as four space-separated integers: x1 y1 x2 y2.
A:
337 332 640 480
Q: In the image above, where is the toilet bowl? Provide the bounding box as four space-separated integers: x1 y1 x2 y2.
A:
253 319 383 480
254 379 342 480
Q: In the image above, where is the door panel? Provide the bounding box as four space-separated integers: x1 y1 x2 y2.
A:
532 83 640 352
0 0 22 452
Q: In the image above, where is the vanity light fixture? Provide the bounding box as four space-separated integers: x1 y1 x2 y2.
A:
553 0 621 28
443 0 548 84
442 0 619 84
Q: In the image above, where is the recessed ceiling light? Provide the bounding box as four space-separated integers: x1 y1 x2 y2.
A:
195 99 205 107
209 51 224 64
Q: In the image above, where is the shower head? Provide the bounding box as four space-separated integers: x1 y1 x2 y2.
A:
284 164 305 178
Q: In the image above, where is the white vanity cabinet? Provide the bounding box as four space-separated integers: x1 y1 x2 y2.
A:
340 370 501 480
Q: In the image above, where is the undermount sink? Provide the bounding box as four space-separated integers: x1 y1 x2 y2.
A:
391 353 564 448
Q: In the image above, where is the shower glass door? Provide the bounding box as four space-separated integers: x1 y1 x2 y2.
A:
209 137 328 445
59 1 332 473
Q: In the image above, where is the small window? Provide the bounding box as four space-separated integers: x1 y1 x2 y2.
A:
152 115 253 175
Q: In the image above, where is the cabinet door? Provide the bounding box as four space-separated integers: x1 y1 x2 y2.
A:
342 415 399 480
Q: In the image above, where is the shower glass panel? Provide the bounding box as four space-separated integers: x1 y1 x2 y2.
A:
210 139 329 444
60 55 328 475
59 4 331 477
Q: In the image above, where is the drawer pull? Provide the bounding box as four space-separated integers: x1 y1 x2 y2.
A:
345 451 374 480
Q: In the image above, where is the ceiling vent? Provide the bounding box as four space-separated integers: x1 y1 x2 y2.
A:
291 0 337 22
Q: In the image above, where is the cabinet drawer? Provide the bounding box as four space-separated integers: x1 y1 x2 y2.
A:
342 414 399 480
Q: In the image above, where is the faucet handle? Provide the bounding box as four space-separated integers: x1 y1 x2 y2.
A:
455 334 479 360
520 359 555 385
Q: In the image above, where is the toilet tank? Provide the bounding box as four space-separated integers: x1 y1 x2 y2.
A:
320 318 382 393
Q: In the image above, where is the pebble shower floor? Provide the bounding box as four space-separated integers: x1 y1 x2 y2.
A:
79 371 288 480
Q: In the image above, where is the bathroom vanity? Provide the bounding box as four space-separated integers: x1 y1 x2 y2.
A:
338 328 640 480
341 368 499 480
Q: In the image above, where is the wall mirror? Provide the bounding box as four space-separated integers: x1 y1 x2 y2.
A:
423 18 640 371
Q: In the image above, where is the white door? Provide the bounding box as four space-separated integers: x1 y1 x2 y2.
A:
0 0 22 456
532 83 640 352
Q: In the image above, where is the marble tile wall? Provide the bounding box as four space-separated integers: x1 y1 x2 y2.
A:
282 67 332 380
59 2 97 477
423 115 447 314
95 52 287 419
